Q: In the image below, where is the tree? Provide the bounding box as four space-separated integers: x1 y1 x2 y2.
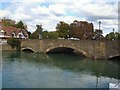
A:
7 38 21 51
69 22 84 39
27 31 31 38
105 32 120 40
30 24 43 39
42 31 58 39
69 20 94 40
114 32 120 40
48 31 58 39
15 20 24 29
93 29 104 40
56 21 69 38
2 18 15 27
42 31 49 39
36 24 43 33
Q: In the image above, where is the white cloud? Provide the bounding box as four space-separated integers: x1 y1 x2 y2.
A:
0 9 11 18
0 0 118 35
31 6 50 16
10 6 32 21
70 1 118 20
49 4 66 16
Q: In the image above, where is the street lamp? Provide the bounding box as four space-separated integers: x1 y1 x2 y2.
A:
98 21 101 30
113 28 115 33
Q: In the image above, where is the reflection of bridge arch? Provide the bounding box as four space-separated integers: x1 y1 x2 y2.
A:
44 45 90 57
21 47 35 52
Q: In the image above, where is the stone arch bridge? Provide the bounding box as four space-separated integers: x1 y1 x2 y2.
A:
21 39 120 59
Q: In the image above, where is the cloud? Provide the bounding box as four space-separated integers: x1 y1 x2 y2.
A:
70 2 117 20
31 6 50 16
10 6 32 21
0 0 118 35
0 9 11 18
49 4 66 16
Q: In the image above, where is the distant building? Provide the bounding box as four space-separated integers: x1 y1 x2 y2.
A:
0 27 28 39
0 18 29 44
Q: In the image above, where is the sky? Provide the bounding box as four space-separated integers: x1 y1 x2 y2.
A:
0 0 119 36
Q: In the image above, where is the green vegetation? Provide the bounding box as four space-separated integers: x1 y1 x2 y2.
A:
56 21 69 39
2 18 26 29
7 38 21 51
14 20 25 29
55 20 94 39
3 18 119 40
42 31 58 39
2 19 15 27
30 25 43 39
105 32 120 40
93 29 104 40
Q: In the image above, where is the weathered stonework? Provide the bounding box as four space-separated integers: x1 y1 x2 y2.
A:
21 39 120 59
1 44 16 51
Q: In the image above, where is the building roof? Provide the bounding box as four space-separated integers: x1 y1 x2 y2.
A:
0 19 28 38
1 26 28 37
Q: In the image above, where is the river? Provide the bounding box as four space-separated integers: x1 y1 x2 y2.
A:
2 51 120 88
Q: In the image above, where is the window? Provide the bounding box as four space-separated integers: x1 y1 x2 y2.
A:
19 34 22 38
12 32 15 38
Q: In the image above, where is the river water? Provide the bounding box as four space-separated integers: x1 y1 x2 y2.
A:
2 51 120 88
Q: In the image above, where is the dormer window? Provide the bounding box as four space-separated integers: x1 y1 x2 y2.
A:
0 30 4 35
19 34 22 38
12 32 16 38
17 31 23 39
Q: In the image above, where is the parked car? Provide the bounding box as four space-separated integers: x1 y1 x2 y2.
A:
68 37 80 40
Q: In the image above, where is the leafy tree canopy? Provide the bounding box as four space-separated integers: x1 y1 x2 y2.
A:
42 31 58 39
30 24 43 39
7 38 21 50
15 20 24 29
105 32 120 40
56 21 69 38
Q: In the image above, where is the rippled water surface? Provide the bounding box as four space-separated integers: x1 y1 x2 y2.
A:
2 51 120 88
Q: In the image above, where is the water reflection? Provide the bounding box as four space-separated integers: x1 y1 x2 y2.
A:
2 51 120 88
8 51 119 79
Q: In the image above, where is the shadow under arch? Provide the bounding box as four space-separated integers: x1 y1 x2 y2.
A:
44 45 90 57
21 47 35 52
108 54 120 60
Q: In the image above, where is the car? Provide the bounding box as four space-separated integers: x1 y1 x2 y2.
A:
68 37 80 40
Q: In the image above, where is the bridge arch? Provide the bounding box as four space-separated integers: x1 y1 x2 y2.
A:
108 54 120 60
21 47 36 52
44 45 90 57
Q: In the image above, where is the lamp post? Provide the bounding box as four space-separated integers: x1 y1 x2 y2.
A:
98 21 101 31
113 28 115 40
113 28 115 33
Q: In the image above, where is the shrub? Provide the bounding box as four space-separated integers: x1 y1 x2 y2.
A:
7 38 21 51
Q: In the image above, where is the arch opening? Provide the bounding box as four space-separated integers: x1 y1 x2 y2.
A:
46 47 86 57
21 48 35 52
109 56 120 61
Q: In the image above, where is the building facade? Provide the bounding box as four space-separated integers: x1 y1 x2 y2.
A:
0 19 29 44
